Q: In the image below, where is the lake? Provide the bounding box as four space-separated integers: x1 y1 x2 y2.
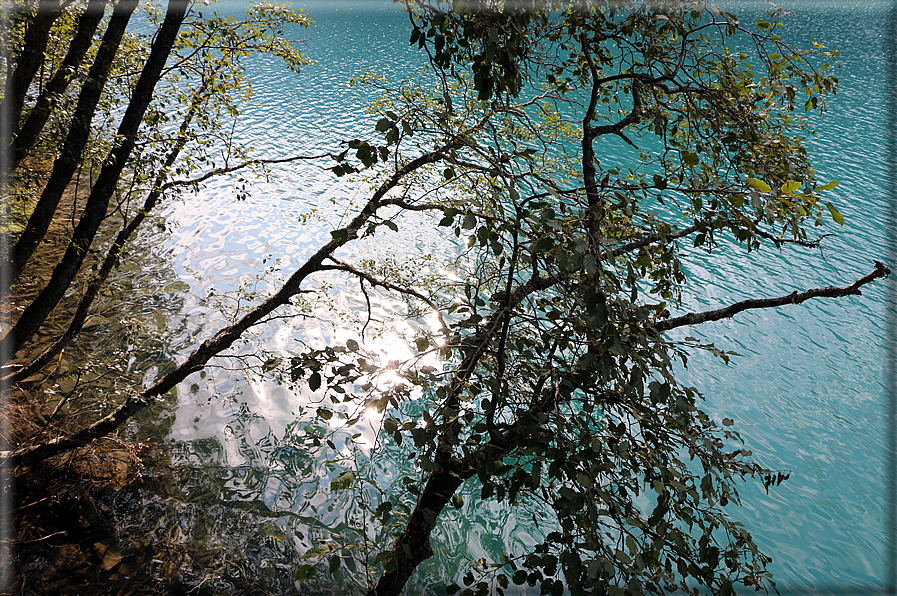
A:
100 1 896 594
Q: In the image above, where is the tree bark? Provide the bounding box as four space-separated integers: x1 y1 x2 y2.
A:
1 0 63 134
10 0 137 282
6 77 213 384
368 469 469 596
13 0 109 167
2 0 187 358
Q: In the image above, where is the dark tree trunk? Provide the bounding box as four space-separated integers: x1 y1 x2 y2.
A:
10 0 138 282
368 469 469 596
368 396 537 596
13 0 109 167
1 0 63 134
2 0 189 358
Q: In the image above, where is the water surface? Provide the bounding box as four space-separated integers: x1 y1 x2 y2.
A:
107 2 896 593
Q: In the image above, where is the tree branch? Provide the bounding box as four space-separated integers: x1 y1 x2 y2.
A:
2 147 451 467
654 261 891 332
321 257 450 335
5 74 219 384
159 152 337 191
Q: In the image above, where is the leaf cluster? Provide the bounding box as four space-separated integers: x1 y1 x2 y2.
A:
290 2 849 594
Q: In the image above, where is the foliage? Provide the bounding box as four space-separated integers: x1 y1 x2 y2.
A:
2 0 313 454
282 2 884 596
2 2 890 596
2 0 313 365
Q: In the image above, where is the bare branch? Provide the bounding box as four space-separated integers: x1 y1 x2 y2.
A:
377 198 450 212
743 225 835 249
160 152 337 191
321 257 450 335
654 261 891 332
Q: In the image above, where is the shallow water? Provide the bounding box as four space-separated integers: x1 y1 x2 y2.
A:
103 2 896 593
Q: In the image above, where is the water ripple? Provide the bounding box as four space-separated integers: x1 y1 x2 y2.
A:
113 3 897 592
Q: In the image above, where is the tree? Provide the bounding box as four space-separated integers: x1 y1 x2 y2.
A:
0 0 890 595
284 2 890 595
2 0 313 353
2 0 313 581
1 0 323 374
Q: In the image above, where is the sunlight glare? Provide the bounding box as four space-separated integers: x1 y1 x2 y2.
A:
438 267 462 282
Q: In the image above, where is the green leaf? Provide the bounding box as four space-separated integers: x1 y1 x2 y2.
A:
756 19 771 29
294 564 315 581
309 372 322 391
330 228 349 242
722 417 734 426
462 213 477 230
583 254 598 277
329 555 341 574
825 201 844 225
346 338 360 352
780 180 801 194
747 178 772 193
301 543 336 560
816 180 840 191
330 470 356 491
533 237 554 252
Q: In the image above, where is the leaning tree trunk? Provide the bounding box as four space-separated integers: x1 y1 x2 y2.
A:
10 0 137 282
367 385 548 596
7 77 214 383
12 0 110 167
369 468 470 596
369 310 507 595
1 0 189 359
1 0 63 135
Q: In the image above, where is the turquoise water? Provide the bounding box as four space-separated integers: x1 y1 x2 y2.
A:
108 2 895 593
668 7 894 593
